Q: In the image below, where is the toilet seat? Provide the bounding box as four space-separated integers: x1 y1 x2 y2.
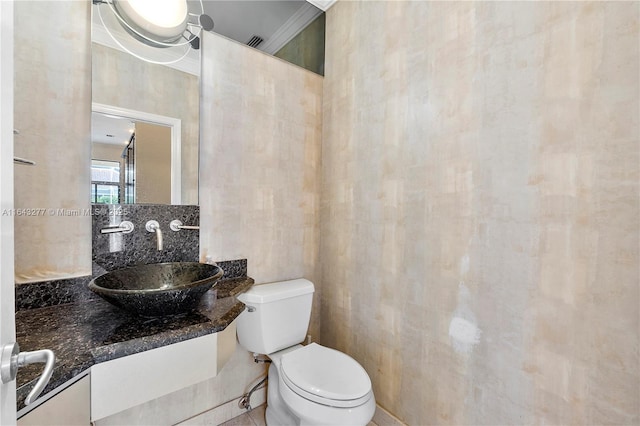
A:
280 343 372 408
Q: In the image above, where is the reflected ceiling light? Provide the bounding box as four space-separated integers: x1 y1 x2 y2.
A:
93 0 214 65
114 0 189 46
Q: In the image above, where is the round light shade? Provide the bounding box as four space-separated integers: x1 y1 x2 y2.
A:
113 0 188 45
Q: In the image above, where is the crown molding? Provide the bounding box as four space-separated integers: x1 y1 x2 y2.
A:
91 22 200 76
305 0 337 12
260 2 323 55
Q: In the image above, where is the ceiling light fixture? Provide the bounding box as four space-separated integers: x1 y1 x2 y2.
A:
93 0 214 65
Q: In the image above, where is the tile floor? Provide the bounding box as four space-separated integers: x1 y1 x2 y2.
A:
219 404 378 426
220 404 266 426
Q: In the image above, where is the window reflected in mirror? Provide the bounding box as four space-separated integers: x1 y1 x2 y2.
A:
91 160 121 204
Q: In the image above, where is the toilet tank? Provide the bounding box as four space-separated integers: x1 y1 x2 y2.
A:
236 279 314 355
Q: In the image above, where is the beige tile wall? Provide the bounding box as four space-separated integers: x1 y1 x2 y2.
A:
13 1 92 283
199 32 324 339
92 44 200 205
321 1 639 424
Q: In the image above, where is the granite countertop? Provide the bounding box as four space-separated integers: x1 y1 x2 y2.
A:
15 277 254 412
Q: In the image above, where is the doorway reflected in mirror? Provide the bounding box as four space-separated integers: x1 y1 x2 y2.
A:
91 107 177 204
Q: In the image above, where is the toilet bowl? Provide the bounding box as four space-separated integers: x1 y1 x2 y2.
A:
236 279 375 426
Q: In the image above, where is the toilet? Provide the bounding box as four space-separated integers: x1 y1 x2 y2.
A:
236 279 375 426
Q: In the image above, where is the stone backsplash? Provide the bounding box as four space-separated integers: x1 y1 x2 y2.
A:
16 204 248 311
92 204 200 271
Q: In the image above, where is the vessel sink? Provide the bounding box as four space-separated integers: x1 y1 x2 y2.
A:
89 262 223 317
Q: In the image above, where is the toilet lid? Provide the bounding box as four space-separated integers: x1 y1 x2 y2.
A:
280 343 372 408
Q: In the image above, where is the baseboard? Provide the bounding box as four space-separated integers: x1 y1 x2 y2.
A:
373 404 406 426
179 392 400 426
177 388 266 425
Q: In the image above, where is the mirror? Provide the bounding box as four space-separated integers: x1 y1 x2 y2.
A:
91 105 181 204
91 0 326 208
200 1 326 75
91 32 200 206
13 1 203 283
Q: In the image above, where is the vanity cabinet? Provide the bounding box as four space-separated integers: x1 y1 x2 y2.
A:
18 322 237 424
18 376 90 426
91 321 236 422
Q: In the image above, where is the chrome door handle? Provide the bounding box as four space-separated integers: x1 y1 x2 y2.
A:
1 342 55 405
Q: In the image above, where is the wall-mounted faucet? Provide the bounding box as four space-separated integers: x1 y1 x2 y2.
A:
169 220 200 231
145 220 163 251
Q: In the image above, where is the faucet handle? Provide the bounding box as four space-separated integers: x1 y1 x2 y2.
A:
101 221 134 234
169 220 200 231
145 220 160 232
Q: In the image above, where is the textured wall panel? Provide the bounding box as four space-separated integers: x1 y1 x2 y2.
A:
14 1 92 283
321 2 639 424
199 32 323 338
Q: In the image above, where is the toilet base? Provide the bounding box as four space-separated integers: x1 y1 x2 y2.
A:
265 405 295 426
265 363 299 425
265 351 375 426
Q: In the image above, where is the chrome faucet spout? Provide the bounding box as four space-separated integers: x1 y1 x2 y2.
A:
156 227 163 251
145 220 163 251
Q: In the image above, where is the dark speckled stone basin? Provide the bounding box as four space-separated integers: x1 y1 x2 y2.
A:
88 262 223 317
